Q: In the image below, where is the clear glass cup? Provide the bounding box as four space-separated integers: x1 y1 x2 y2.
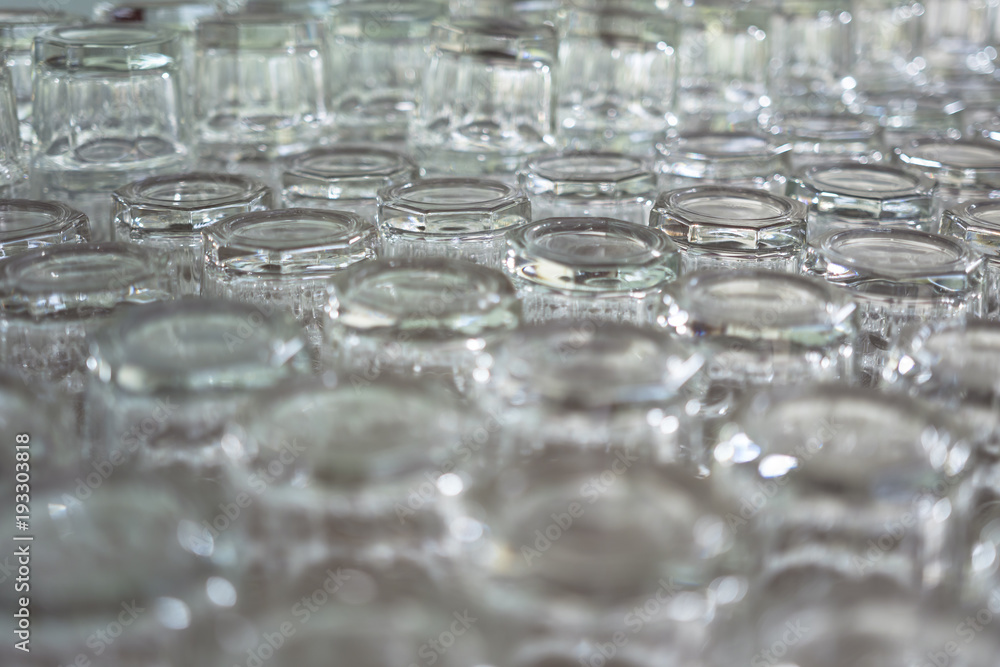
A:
0 9 82 148
893 137 1000 222
194 13 330 161
202 207 377 356
0 371 72 478
655 132 792 193
650 186 808 274
0 54 25 195
85 298 313 471
485 320 710 470
221 378 477 583
712 384 973 595
0 242 170 433
941 200 1000 319
762 111 886 170
768 0 854 101
803 227 985 386
112 172 272 296
32 25 191 189
555 1 679 150
327 0 446 142
857 87 965 147
850 0 923 88
281 144 418 218
377 178 531 268
920 0 1000 77
504 217 679 326
789 162 935 240
410 17 558 177
324 257 521 397
517 151 656 225
675 0 772 132
0 198 90 259
660 269 858 427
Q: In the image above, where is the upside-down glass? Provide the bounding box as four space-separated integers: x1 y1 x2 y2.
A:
713 384 973 595
763 112 885 170
655 133 792 193
850 0 923 87
650 186 808 274
0 9 81 147
675 0 771 132
324 257 521 397
0 199 90 259
504 217 679 326
0 54 25 195
0 243 170 436
202 208 377 355
410 17 557 176
85 298 313 471
893 137 1000 222
377 178 531 267
803 227 985 386
517 152 656 225
32 25 191 190
920 0 1000 77
660 269 858 424
112 172 271 296
789 162 935 240
555 1 678 150
327 0 446 142
940 200 1000 319
768 0 854 101
195 13 330 161
281 145 418 218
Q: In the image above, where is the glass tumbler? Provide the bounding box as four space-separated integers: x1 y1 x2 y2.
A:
377 178 531 267
655 132 792 193
112 172 272 296
281 144 418 218
410 17 558 176
712 384 973 595
555 1 679 150
326 0 446 142
0 242 170 433
324 257 521 397
517 151 656 225
763 111 885 170
0 9 81 148
659 269 858 426
0 54 25 195
941 200 1000 319
194 13 330 161
650 186 808 274
0 198 90 259
202 208 377 356
789 162 935 240
893 137 1000 222
504 217 679 326
85 298 313 471
767 0 854 101
675 0 772 132
32 25 191 191
803 227 985 386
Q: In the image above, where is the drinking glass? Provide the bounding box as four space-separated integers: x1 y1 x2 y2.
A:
517 152 656 225
803 227 985 386
281 144 418 219
650 186 808 274
941 200 1000 319
112 172 272 296
655 132 792 193
327 0 446 142
555 1 679 150
763 111 885 170
194 13 330 161
202 207 377 355
0 54 25 195
504 217 679 326
893 137 1000 222
377 177 531 267
850 0 923 87
324 257 521 397
0 198 89 259
410 17 558 176
768 0 854 101
789 162 935 240
85 298 313 471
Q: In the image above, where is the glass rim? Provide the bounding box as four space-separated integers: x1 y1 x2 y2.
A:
510 216 676 269
206 207 375 254
796 162 932 199
36 22 180 48
894 137 1000 172
285 146 417 182
656 185 806 227
815 227 982 279
770 112 881 141
114 172 270 214
0 198 88 242
196 12 320 28
0 241 156 295
657 132 792 161
521 151 653 187
899 318 1000 399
